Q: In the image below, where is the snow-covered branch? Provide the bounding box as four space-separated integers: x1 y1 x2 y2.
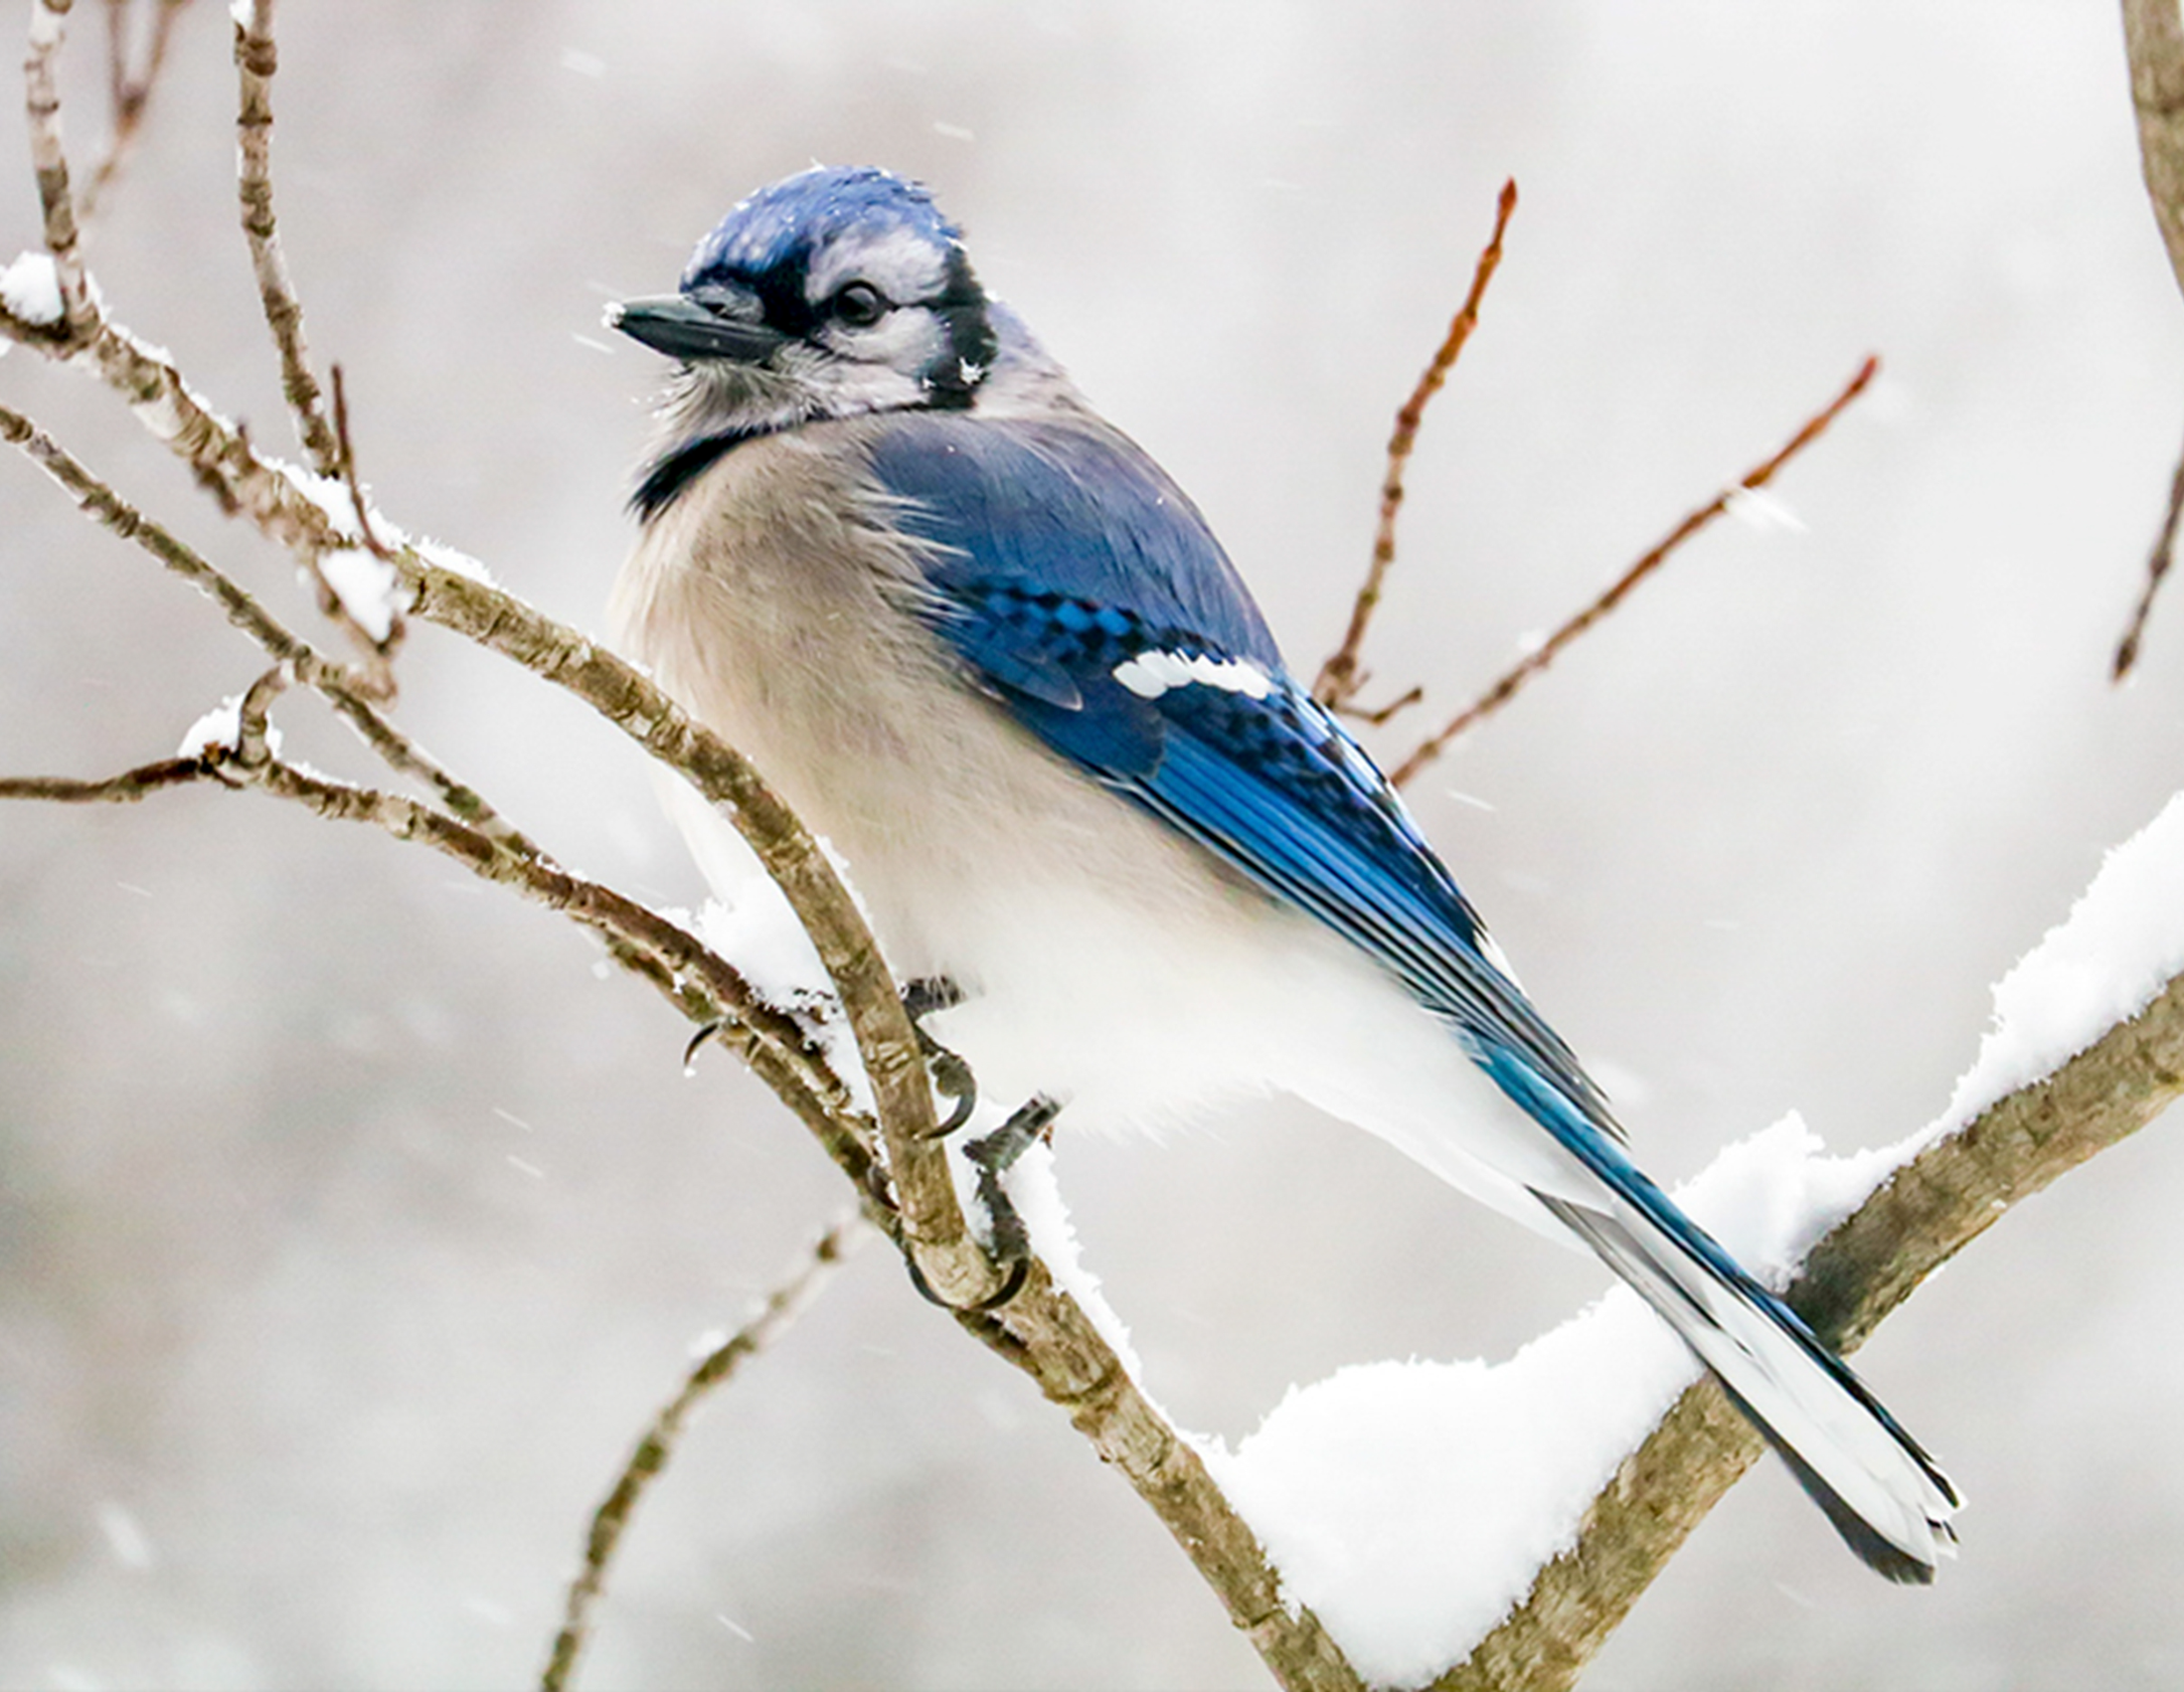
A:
7 11 2183 1691
1431 794 2184 1687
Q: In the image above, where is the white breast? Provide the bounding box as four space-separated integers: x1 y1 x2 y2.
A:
608 423 1594 1223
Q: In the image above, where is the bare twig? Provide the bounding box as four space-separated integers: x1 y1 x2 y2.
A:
1 726 870 1184
232 0 340 474
0 755 210 802
230 660 290 765
295 363 410 695
3 705 1351 1688
2114 418 2184 680
1315 179 1518 715
2116 0 2184 681
1 291 1001 1306
330 363 398 565
79 0 191 220
0 398 531 853
25 0 97 339
542 1214 875 1692
1390 355 1879 787
0 307 349 544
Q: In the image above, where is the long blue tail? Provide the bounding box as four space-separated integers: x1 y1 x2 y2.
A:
1492 1053 1961 1581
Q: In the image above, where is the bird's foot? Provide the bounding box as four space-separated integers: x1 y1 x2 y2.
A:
901 974 976 1136
964 1093 1061 1269
904 1092 1061 1312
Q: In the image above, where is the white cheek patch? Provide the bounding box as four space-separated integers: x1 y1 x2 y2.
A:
825 305 945 368
806 225 949 306
1111 650 1275 701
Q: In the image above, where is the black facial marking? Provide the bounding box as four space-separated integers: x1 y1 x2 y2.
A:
633 229 1001 523
631 430 743 520
924 248 997 411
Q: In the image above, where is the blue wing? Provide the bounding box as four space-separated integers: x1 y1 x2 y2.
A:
864 414 1617 1142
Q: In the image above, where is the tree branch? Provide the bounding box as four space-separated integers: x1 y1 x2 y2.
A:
2112 418 2184 681
1315 180 1517 716
232 0 340 475
0 754 209 802
1389 355 1878 787
24 0 96 338
2114 0 2184 678
0 398 530 852
1439 955 2184 1690
541 1213 875 1692
2122 0 2184 301
0 729 865 1178
79 0 192 221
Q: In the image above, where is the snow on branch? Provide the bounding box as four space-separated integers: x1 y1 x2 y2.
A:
1418 791 2184 1689
8 12 2184 1691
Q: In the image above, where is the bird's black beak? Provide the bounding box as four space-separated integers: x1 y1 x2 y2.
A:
607 294 787 364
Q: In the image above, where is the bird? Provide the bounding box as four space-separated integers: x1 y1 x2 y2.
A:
605 164 1959 1581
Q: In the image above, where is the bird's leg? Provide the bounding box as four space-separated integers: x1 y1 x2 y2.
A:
963 1094 1062 1270
901 974 977 1136
902 1092 1060 1312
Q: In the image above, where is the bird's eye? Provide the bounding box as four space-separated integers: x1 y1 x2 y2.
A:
831 281 889 328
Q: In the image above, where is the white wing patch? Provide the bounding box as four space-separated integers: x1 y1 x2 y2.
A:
1112 650 1275 701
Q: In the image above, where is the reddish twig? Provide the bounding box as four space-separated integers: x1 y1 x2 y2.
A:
1315 178 1518 714
2112 420 2184 681
1389 355 1880 788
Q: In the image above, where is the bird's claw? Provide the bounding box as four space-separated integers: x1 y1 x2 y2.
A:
902 975 978 1136
903 1092 1061 1311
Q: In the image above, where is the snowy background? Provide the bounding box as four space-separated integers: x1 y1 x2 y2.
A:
4 2 2183 1687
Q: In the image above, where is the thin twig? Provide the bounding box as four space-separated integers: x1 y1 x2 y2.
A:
232 0 339 474
0 302 1000 1305
0 306 344 545
301 363 409 693
2112 419 2184 680
0 398 532 853
231 660 290 765
240 754 876 1191
0 727 869 1180
542 1214 874 1692
4 93 1345 1674
79 0 191 220
1315 179 1518 714
25 0 97 339
0 755 210 802
1390 355 1879 787
330 364 398 565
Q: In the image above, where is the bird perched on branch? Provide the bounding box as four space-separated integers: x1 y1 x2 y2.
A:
606 165 1958 1580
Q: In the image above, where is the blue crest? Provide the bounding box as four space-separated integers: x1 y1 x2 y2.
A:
683 166 963 289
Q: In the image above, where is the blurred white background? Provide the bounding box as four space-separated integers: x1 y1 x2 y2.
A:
4 2 2182 1687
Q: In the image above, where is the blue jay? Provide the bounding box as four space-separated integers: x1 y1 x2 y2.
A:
607 166 1959 1581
